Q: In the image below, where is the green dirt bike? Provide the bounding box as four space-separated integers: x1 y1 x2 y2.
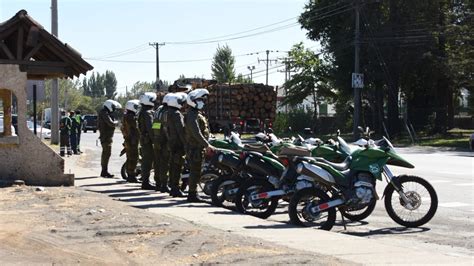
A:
288 127 438 231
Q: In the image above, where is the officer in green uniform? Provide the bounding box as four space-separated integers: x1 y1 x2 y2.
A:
166 92 188 197
74 110 84 154
122 99 140 183
98 99 121 178
138 92 157 190
185 88 213 202
69 111 79 154
59 110 72 157
152 93 171 193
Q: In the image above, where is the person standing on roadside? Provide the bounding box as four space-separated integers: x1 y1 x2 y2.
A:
69 111 79 155
185 89 213 202
122 99 140 183
138 92 157 190
166 92 188 197
98 99 122 178
75 110 84 154
152 93 172 193
59 110 72 157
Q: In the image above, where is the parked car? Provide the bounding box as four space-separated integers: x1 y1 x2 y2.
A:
0 116 16 136
27 120 51 139
83 114 98 133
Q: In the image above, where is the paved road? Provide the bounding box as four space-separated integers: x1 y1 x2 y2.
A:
75 132 474 259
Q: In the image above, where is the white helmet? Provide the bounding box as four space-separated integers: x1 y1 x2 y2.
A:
103 99 122 112
139 92 157 106
162 93 173 105
125 99 140 113
167 92 188 109
187 88 209 109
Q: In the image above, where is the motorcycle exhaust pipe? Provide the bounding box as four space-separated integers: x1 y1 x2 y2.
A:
296 161 336 186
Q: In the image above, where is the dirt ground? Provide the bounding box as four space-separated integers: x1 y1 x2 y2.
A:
0 185 350 265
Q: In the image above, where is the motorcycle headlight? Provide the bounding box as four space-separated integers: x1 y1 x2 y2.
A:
218 154 224 163
296 163 304 174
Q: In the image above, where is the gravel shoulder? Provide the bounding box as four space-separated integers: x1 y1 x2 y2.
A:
0 185 350 265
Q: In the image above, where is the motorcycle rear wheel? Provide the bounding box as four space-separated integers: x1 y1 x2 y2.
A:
289 187 336 230
199 170 220 195
384 175 438 227
235 178 279 219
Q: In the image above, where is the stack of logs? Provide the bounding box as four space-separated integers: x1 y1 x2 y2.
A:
206 83 277 120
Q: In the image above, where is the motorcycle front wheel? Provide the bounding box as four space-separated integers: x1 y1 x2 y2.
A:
199 170 220 196
235 178 279 219
289 187 336 230
384 175 438 227
210 175 242 208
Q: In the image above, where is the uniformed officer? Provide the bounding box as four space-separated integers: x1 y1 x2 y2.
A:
59 110 72 157
98 99 121 178
152 93 171 193
122 99 140 183
185 88 214 202
166 92 188 197
74 110 84 154
69 111 79 154
138 92 157 190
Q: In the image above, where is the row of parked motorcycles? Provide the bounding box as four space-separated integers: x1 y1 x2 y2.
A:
124 127 438 231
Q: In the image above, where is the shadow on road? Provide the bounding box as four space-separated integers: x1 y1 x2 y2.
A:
75 176 99 180
341 226 430 237
244 223 296 229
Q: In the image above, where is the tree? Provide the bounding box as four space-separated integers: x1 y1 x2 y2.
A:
211 44 235 83
298 0 472 136
104 70 118 99
282 43 335 132
235 73 252 84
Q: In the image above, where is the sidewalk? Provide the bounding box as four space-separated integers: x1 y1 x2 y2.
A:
66 150 473 265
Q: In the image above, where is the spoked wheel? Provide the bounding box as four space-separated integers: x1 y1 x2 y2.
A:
121 161 142 182
235 178 279 219
289 187 336 230
199 170 220 196
210 175 242 208
384 175 438 227
341 199 377 221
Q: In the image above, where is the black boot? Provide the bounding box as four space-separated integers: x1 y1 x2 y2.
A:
159 185 171 193
127 173 139 183
170 187 186 198
187 191 202 203
100 168 114 178
141 181 156 190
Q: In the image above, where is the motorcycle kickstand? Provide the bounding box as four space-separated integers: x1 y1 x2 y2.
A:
339 209 347 230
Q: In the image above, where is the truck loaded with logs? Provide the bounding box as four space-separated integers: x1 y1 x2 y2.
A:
168 78 277 133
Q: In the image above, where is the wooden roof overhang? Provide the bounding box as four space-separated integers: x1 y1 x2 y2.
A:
0 9 93 79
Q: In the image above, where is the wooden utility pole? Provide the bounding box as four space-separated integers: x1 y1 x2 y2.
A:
258 50 278 86
50 0 59 144
149 42 165 90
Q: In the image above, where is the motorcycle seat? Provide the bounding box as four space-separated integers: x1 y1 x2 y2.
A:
279 146 311 157
244 144 269 153
315 156 352 171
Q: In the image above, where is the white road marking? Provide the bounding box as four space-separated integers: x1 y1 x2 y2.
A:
438 202 470 208
453 183 474 187
428 180 452 184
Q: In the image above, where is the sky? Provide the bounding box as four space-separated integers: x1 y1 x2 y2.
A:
0 0 318 95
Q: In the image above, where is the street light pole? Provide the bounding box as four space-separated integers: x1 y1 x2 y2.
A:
247 66 255 81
